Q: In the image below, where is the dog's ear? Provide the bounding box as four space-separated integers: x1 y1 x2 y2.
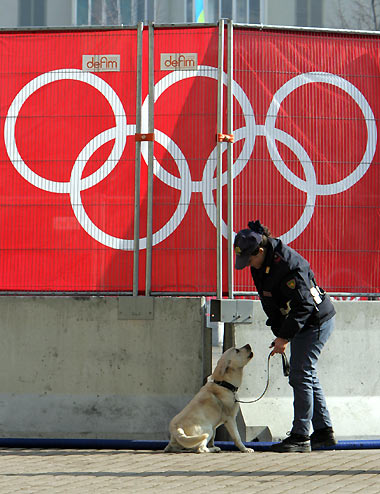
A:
212 357 231 380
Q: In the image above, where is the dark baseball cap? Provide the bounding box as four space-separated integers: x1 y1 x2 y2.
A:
234 229 262 270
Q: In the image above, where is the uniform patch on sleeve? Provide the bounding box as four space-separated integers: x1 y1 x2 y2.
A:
286 279 296 289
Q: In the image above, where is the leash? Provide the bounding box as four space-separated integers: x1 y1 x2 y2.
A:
235 352 290 404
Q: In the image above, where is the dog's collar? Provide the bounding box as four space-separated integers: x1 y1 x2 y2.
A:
213 380 239 393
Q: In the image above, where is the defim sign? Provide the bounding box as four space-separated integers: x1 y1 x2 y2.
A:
82 55 120 72
160 53 198 70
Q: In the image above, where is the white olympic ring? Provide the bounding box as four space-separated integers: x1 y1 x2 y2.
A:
4 69 127 194
70 126 192 250
4 67 377 250
265 72 376 196
263 72 376 242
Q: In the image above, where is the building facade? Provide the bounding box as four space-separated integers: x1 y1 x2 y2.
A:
0 0 378 31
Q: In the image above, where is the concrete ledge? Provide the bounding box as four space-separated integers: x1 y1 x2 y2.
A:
229 301 380 440
0 296 211 440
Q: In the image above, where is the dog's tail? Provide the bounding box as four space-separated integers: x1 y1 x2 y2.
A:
174 428 209 449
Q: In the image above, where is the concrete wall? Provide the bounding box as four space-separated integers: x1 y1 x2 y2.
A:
229 301 380 441
0 296 210 440
0 297 378 442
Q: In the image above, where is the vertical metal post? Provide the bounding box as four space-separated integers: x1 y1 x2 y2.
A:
133 22 144 297
88 0 92 25
260 0 267 24
227 19 234 299
145 22 154 296
216 19 224 299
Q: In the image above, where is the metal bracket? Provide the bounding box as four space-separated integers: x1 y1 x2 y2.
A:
210 299 254 323
217 133 234 143
135 133 155 142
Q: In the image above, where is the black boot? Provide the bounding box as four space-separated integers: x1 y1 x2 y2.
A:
310 427 337 450
270 432 311 453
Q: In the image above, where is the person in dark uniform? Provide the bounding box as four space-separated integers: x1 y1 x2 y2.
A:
234 220 337 452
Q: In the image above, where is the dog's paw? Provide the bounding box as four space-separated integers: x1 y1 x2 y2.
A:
209 446 222 453
241 447 254 453
197 447 210 453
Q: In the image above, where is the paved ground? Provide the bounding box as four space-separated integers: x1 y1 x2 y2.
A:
0 447 379 494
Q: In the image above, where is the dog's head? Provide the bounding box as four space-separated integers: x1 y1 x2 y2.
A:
212 344 253 381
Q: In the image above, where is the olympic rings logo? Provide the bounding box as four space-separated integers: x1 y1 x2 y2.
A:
4 67 376 250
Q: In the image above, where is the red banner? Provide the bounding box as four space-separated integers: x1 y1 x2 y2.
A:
0 27 379 293
232 30 380 294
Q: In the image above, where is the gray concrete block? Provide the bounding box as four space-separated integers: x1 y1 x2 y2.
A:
225 300 380 440
0 296 210 440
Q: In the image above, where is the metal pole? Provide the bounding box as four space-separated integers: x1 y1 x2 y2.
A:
145 22 154 296
133 22 144 297
216 19 224 299
260 0 267 24
227 19 234 299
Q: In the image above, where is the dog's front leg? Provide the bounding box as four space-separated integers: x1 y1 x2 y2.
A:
207 428 216 447
207 428 221 453
224 419 254 453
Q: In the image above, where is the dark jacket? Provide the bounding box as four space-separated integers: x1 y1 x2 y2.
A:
251 237 335 340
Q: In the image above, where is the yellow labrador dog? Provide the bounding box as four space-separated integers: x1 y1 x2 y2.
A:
164 344 254 453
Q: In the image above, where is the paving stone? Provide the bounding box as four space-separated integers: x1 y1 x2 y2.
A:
0 448 379 493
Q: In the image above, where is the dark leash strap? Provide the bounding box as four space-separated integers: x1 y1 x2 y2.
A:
235 351 290 404
282 352 290 377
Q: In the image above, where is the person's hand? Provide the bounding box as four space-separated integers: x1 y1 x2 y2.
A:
270 337 289 356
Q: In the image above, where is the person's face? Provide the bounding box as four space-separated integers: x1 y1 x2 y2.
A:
248 247 266 269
